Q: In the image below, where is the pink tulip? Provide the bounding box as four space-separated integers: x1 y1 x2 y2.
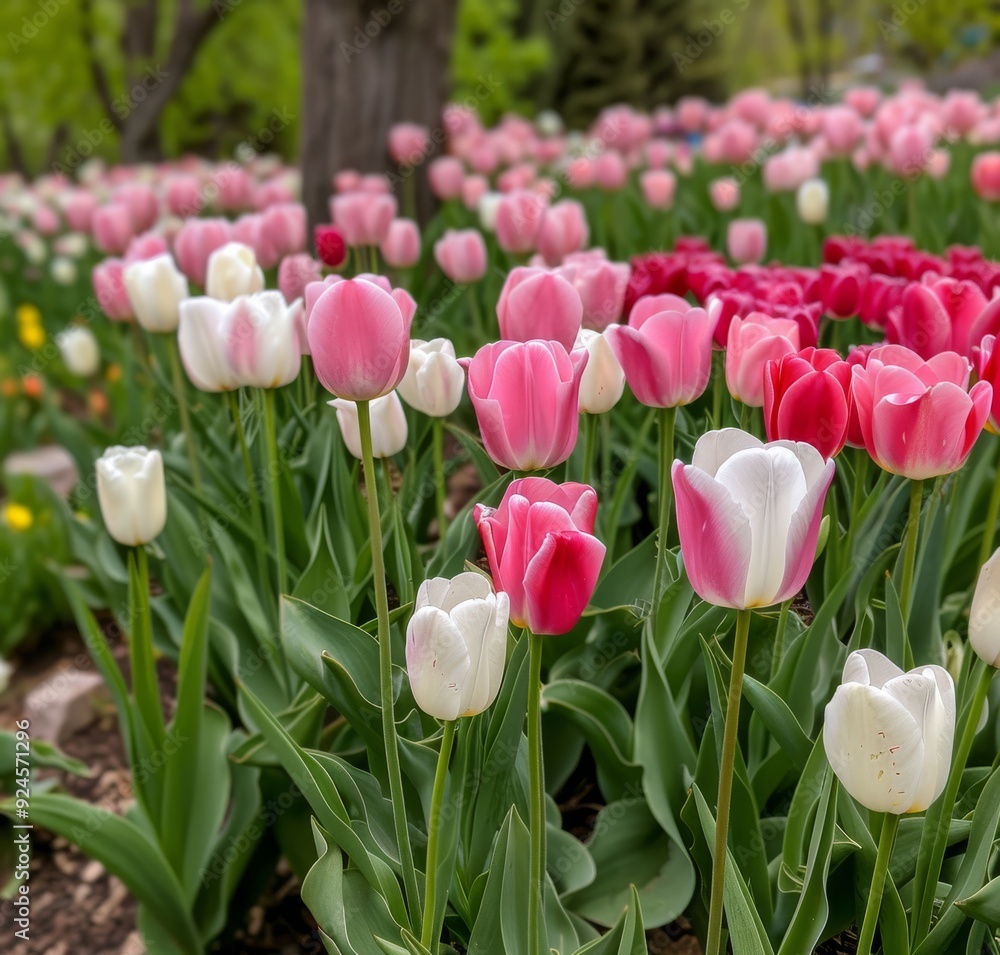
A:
763 348 853 458
566 157 596 190
125 232 170 263
462 174 489 211
672 429 835 609
114 184 158 232
166 175 202 217
258 202 307 268
92 203 135 255
536 200 589 266
331 192 397 247
943 90 983 136
334 170 362 193
887 125 933 177
380 218 421 268
475 478 605 635
726 312 801 406
605 298 717 408
557 252 630 331
727 219 767 265
462 340 586 471
851 356 991 479
63 190 98 232
307 276 414 400
278 253 322 303
92 259 133 321
972 153 1000 201
495 189 548 254
709 177 740 211
885 278 989 359
496 267 584 351
173 217 233 287
640 169 677 210
594 151 628 190
434 229 487 284
217 166 253 210
823 106 865 155
388 122 430 164
428 157 465 200
972 335 1000 432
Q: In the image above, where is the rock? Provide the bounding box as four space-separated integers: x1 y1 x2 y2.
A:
81 860 104 883
3 445 79 498
24 668 109 745
93 878 128 925
119 931 146 955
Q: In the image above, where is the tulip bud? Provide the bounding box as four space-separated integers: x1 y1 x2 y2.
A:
397 338 466 417
92 259 133 321
824 649 955 814
205 242 265 302
57 325 100 377
330 392 408 459
969 548 1000 667
428 157 465 200
796 178 829 225
124 253 189 333
575 328 625 414
434 229 487 285
405 573 510 720
380 218 421 269
727 218 767 264
96 446 167 546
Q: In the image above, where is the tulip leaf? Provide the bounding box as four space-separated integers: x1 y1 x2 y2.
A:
0 792 202 953
293 504 352 622
588 534 657 613
957 875 1000 930
571 886 646 955
741 673 812 771
779 732 831 893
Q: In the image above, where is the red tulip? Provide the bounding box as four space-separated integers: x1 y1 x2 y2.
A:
475 478 605 634
973 335 1000 433
314 224 347 268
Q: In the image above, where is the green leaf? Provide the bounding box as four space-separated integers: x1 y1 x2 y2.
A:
572 886 646 955
957 875 1000 930
742 674 813 772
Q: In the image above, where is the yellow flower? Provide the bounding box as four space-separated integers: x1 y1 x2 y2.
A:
18 324 46 350
106 363 123 383
3 503 33 532
16 304 42 327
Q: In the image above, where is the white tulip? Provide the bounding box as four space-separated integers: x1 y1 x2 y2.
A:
536 110 564 137
223 291 301 389
824 649 955 814
124 253 189 332
575 328 625 414
478 192 503 233
50 256 77 285
95 446 167 547
57 326 100 377
205 242 264 301
397 338 465 417
177 297 239 392
969 547 1000 667
0 657 12 696
405 572 510 720
796 178 829 225
330 392 408 460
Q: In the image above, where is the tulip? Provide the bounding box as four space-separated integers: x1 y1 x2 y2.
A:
92 203 135 255
173 217 232 287
95 446 167 547
380 218 421 268
258 202 307 268
114 184 158 233
726 313 801 407
330 392 408 459
434 229 487 284
405 573 509 720
727 218 767 264
478 192 503 232
92 259 133 321
462 340 586 471
57 326 100 377
205 242 265 302
640 169 677 209
851 357 991 479
428 157 465 200
536 200 589 266
971 152 1000 201
796 178 829 225
278 253 322 304
166 175 202 217
224 291 302 389
575 328 625 414
474 477 605 634
496 267 583 351
886 279 989 359
825 649 955 813
606 298 716 408
709 177 740 211
308 276 414 401
314 224 347 267
178 297 240 392
672 428 834 609
763 348 852 458
397 338 466 417
122 253 189 334
818 263 869 319
968 546 1000 666
126 232 169 263
972 335 1000 433
388 122 430 165
594 151 628 190
495 189 547 254
331 192 397 246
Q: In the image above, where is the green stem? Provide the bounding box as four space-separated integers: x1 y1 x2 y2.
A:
228 392 271 605
899 479 923 625
432 417 448 539
911 660 994 945
712 351 724 429
978 451 1000 572
527 630 545 955
358 399 421 931
652 406 677 615
421 720 457 950
770 598 793 681
467 285 485 346
581 413 598 487
843 451 869 568
705 607 752 955
165 334 203 496
130 547 165 749
262 389 288 598
599 412 611 497
856 813 901 955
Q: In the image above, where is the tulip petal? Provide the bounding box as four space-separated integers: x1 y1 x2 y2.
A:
405 607 471 722
691 428 763 477
775 456 835 603
523 530 606 635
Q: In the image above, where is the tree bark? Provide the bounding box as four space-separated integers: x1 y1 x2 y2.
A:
300 0 459 231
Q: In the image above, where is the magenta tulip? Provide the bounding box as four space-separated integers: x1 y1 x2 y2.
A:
475 478 606 634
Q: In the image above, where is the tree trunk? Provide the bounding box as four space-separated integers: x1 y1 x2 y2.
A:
300 0 459 231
